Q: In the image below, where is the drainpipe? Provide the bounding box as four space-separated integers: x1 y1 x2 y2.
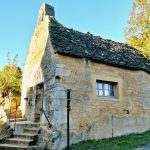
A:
111 113 114 138
66 90 71 150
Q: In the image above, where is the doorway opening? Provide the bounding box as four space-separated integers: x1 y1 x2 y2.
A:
34 83 44 122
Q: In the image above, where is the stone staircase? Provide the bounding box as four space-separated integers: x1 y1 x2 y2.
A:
34 114 40 123
4 107 26 127
0 122 41 150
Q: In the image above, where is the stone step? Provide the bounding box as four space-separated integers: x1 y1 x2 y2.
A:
24 128 40 134
0 122 41 150
5 109 22 113
8 112 22 116
6 111 21 114
6 113 22 117
14 133 38 140
31 123 40 128
10 121 40 134
34 115 40 122
8 114 22 119
10 118 26 122
4 109 21 113
34 114 40 117
0 144 39 150
5 138 35 146
34 120 40 123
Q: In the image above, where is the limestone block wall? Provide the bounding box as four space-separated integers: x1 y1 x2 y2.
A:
113 115 150 137
21 13 50 119
21 3 150 150
51 54 150 150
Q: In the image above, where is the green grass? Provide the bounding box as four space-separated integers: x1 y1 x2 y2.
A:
64 130 150 150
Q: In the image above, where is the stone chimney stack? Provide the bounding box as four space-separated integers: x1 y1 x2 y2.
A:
38 3 55 25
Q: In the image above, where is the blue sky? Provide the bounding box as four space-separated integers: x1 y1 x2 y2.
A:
0 0 134 70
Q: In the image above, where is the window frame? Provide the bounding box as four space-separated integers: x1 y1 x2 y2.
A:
92 75 122 101
96 80 116 98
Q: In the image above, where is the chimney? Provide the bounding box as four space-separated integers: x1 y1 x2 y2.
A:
44 3 55 17
38 3 55 25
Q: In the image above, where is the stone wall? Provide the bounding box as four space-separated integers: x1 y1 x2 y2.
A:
21 4 150 150
21 8 60 149
21 11 51 120
22 29 150 149
37 126 53 149
50 55 150 150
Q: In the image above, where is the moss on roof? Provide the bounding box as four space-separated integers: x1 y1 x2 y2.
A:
49 17 150 73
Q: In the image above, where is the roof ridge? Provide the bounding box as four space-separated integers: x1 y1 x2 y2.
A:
48 17 150 73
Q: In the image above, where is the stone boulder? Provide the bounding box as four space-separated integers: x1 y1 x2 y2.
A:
0 123 13 143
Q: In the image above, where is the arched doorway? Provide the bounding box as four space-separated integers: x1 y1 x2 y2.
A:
24 65 45 122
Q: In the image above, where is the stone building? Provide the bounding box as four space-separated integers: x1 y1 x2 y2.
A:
21 3 150 150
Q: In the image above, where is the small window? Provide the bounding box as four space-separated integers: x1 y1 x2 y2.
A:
96 80 116 98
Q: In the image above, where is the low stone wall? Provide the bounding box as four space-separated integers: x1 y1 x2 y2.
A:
53 114 150 150
113 115 150 137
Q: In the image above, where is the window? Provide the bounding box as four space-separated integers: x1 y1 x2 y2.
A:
96 81 116 98
92 75 122 101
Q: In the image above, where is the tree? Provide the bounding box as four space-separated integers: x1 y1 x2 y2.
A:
0 53 22 106
125 0 150 59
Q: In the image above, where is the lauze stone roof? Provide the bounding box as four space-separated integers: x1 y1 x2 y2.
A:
49 17 150 73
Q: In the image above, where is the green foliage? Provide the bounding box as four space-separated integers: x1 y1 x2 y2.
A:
125 0 150 59
0 119 3 127
0 54 22 99
64 130 150 150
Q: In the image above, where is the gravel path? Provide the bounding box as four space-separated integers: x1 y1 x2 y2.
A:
135 145 150 150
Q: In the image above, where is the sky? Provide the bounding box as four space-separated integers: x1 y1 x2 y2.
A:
0 0 134 70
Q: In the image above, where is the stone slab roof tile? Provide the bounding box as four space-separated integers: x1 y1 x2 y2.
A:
49 17 150 73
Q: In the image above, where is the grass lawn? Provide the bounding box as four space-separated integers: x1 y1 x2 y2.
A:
64 130 150 150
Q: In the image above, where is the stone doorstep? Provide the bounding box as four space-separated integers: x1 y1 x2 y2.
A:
5 110 22 115
28 123 40 128
9 116 23 120
5 138 35 146
30 123 40 128
10 118 26 122
0 144 40 150
23 128 40 134
5 109 21 112
6 111 22 115
11 121 40 126
4 109 21 112
9 111 22 115
14 133 38 140
9 114 22 117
